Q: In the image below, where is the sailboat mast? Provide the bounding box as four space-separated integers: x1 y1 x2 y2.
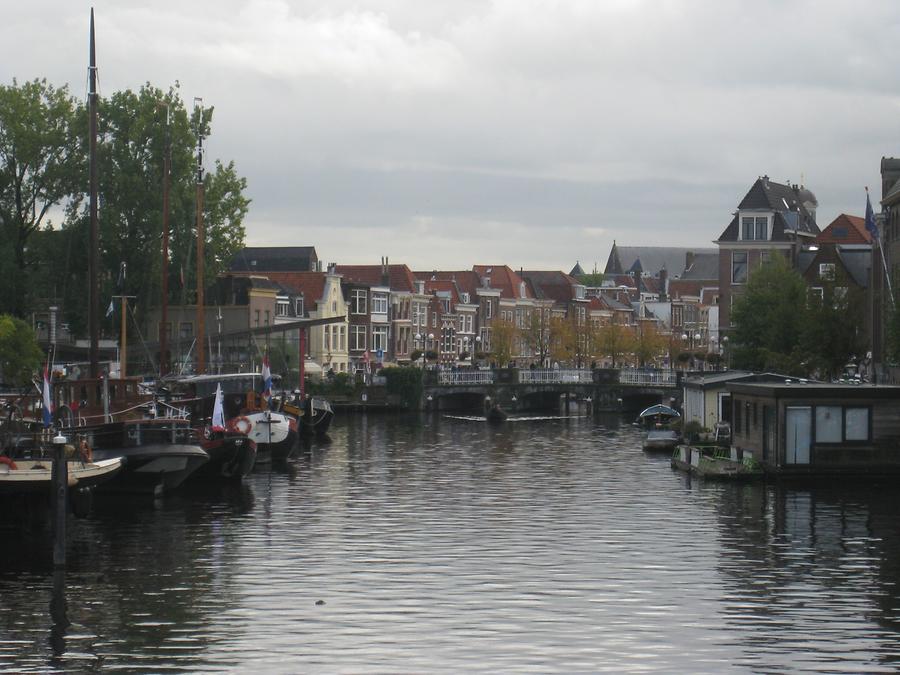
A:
88 8 100 377
194 98 206 375
160 103 170 377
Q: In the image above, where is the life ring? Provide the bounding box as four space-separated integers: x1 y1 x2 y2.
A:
0 456 17 470
228 416 252 435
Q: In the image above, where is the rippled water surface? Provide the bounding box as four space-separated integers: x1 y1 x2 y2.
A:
4 413 900 672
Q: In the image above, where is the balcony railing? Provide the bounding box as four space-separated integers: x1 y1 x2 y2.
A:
437 371 495 385
518 369 592 384
618 369 677 386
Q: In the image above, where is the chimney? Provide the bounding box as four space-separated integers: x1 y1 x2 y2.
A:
382 256 389 286
632 268 641 294
659 268 668 302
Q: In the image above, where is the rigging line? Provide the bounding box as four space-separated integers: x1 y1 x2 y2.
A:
127 301 157 374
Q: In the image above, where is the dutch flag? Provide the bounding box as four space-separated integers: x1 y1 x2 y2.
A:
42 362 53 428
261 353 273 399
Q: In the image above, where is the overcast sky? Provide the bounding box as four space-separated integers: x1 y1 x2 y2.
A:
4 0 900 272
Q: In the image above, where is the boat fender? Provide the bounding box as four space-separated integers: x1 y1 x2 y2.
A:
0 456 17 470
228 416 252 435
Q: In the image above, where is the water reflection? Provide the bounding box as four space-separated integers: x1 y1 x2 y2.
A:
3 414 900 671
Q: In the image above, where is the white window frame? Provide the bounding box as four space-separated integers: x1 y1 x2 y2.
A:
372 293 389 315
350 325 366 351
371 325 388 352
351 289 367 315
741 214 769 241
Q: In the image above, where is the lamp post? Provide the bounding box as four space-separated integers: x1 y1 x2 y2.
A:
415 333 424 368
474 335 481 367
428 333 435 367
722 335 730 369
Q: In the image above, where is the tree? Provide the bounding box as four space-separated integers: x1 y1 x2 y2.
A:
548 316 575 365
633 321 666 367
801 270 866 378
522 309 551 366
578 271 605 287
730 255 808 374
52 84 249 335
597 323 632 367
490 318 517 366
0 314 43 387
0 79 81 317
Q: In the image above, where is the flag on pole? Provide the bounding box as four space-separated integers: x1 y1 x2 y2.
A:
42 361 53 428
865 187 879 242
261 353 272 399
106 299 115 317
211 383 225 431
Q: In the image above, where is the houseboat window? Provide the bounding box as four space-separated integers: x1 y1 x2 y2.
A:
845 408 869 441
815 406 842 443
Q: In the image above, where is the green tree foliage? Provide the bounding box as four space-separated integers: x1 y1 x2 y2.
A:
578 272 605 286
597 323 632 367
490 318 517 366
0 314 43 387
730 256 812 375
800 270 866 378
0 79 81 317
632 321 666 367
12 82 250 338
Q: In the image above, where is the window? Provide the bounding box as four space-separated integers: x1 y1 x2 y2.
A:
819 263 836 280
295 297 304 316
413 302 427 329
485 300 493 319
179 322 193 339
741 216 768 240
324 327 331 350
732 252 748 284
254 310 260 326
276 299 289 317
264 310 270 325
351 325 366 351
845 408 869 441
815 406 842 443
372 293 388 315
351 290 367 315
339 325 346 351
372 326 388 352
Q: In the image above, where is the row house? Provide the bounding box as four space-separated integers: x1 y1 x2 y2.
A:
716 176 820 332
472 265 536 365
336 261 424 370
413 271 479 363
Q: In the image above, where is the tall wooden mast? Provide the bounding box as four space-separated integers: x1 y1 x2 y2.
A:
159 103 170 376
194 99 206 374
88 8 100 377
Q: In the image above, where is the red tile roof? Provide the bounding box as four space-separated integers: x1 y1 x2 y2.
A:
240 271 326 310
413 270 481 298
816 213 871 244
471 265 532 300
335 264 416 292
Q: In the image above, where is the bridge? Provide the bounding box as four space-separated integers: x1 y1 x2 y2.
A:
422 367 685 413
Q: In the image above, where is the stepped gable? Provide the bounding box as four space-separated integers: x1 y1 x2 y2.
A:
228 246 318 272
817 214 871 245
334 264 416 292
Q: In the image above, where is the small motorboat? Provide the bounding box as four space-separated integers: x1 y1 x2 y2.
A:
486 404 508 424
638 404 681 453
0 456 123 495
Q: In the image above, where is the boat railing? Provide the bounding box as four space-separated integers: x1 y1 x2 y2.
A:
618 369 678 386
437 371 495 385
518 369 592 384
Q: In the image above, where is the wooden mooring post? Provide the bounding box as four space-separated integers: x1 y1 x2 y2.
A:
51 433 68 567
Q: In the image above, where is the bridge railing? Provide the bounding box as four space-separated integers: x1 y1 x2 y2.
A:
437 370 495 385
618 368 677 386
518 369 593 384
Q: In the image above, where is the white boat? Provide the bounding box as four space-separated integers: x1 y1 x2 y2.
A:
0 457 123 494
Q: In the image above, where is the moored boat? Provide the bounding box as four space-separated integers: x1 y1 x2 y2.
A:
638 404 682 453
0 456 123 494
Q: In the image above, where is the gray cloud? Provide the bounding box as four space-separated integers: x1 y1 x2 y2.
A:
4 0 899 270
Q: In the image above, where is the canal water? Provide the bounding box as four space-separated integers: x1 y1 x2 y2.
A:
3 412 900 672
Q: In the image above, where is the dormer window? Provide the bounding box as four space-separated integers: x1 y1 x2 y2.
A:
741 215 768 240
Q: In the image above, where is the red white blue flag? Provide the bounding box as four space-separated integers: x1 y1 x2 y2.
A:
42 361 53 428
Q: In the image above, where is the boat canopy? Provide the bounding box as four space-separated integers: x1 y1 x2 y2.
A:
638 404 681 419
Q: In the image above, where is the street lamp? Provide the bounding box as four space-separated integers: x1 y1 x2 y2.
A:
415 333 425 368
428 333 435 367
474 335 481 367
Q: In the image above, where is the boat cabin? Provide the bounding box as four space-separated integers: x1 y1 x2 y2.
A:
727 380 900 474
